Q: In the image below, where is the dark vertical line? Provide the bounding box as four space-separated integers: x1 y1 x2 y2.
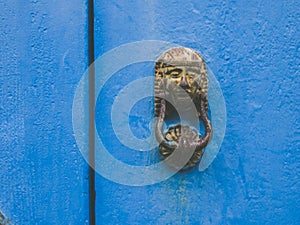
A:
88 0 96 224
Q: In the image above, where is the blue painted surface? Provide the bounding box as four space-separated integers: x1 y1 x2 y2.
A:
0 1 89 224
0 0 299 224
95 1 299 224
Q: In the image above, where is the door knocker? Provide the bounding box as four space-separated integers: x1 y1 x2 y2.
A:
154 47 213 171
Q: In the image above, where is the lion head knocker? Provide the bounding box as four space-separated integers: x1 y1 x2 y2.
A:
154 47 213 171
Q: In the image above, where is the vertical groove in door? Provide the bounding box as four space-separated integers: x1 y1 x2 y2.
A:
88 0 96 224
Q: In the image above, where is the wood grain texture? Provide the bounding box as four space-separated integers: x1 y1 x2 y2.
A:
0 1 89 224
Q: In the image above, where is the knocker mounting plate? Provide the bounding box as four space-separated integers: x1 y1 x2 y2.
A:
154 47 213 171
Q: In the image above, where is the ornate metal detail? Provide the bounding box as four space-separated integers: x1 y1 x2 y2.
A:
154 47 213 170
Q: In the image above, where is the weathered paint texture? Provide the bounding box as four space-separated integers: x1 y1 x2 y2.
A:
0 0 299 225
95 1 299 224
0 1 89 224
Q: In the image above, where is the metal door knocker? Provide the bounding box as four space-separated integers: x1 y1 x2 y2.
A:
154 47 213 170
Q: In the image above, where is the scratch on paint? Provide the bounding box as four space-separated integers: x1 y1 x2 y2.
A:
0 211 13 225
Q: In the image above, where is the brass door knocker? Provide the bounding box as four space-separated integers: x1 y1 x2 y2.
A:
154 47 213 170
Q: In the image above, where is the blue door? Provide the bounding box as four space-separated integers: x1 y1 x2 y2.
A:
93 1 299 224
0 1 89 224
0 1 299 224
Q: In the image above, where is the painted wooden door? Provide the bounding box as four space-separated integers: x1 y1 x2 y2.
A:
0 1 89 224
93 1 299 225
0 1 299 225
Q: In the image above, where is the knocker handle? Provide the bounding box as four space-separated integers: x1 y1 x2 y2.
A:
191 94 213 150
155 98 178 150
154 96 213 151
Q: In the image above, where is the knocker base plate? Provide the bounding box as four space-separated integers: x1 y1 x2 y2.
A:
154 47 213 171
